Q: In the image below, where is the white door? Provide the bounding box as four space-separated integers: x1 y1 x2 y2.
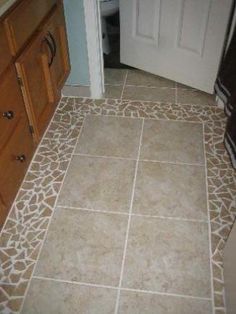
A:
120 0 233 93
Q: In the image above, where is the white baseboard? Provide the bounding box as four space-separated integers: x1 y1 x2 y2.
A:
62 85 91 98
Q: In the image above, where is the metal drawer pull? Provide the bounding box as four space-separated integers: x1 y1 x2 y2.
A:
44 36 54 67
16 155 26 162
47 31 57 58
3 111 14 119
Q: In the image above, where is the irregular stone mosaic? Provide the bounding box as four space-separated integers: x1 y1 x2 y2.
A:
0 97 235 314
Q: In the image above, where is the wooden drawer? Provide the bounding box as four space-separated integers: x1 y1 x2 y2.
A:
0 66 27 149
0 115 34 226
0 21 12 75
4 0 57 55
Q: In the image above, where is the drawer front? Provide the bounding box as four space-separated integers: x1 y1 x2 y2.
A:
0 115 35 218
4 0 57 55
0 66 26 149
0 21 12 75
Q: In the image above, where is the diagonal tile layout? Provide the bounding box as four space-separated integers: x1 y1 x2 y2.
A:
21 115 214 313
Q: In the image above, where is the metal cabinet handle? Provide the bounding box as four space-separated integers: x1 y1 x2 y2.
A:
47 31 57 58
16 155 26 162
43 36 54 67
3 111 14 119
43 32 57 67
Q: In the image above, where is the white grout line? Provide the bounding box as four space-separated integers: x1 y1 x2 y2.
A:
73 153 205 168
140 158 204 167
132 213 208 223
175 81 178 104
32 275 212 301
62 94 218 110
114 118 144 314
202 122 215 314
125 84 176 89
120 287 212 301
56 205 129 216
56 204 209 223
73 153 136 162
120 70 128 100
33 275 117 291
19 116 86 313
86 112 204 124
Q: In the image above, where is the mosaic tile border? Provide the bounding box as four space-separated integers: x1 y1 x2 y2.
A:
0 97 235 314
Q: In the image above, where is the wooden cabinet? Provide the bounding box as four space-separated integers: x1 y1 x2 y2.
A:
15 3 70 142
0 66 35 227
0 0 70 228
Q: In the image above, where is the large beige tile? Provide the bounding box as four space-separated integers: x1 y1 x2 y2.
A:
140 119 204 164
103 85 123 99
35 208 127 286
22 278 117 314
122 216 211 297
133 161 207 220
177 87 215 106
123 86 175 102
75 115 142 158
126 70 175 88
105 68 127 85
118 290 212 314
58 155 136 212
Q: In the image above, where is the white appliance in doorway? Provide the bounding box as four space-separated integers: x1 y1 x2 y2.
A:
120 0 233 93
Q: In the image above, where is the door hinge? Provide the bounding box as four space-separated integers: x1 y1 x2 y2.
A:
29 125 34 134
17 76 23 87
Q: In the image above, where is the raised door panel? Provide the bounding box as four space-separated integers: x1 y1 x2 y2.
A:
44 3 70 98
4 0 57 55
0 66 35 228
176 0 211 56
0 193 8 228
133 0 161 45
0 116 35 226
0 21 12 76
0 66 26 149
15 30 56 141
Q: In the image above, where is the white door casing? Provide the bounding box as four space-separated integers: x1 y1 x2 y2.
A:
120 0 233 93
83 0 104 98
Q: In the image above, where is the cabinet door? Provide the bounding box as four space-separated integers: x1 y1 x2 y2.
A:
15 31 56 142
0 66 35 227
45 2 70 98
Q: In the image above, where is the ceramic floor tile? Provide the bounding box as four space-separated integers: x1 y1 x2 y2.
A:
75 115 142 158
123 86 175 102
22 278 117 314
122 216 211 297
133 161 207 220
105 68 127 85
118 290 212 314
35 208 128 286
140 119 204 164
177 88 215 106
103 85 123 99
126 70 175 88
58 155 136 212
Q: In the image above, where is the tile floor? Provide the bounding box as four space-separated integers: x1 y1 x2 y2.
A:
22 112 212 312
2 69 235 314
103 68 216 106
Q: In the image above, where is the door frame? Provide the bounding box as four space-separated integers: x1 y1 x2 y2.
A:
83 0 104 98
